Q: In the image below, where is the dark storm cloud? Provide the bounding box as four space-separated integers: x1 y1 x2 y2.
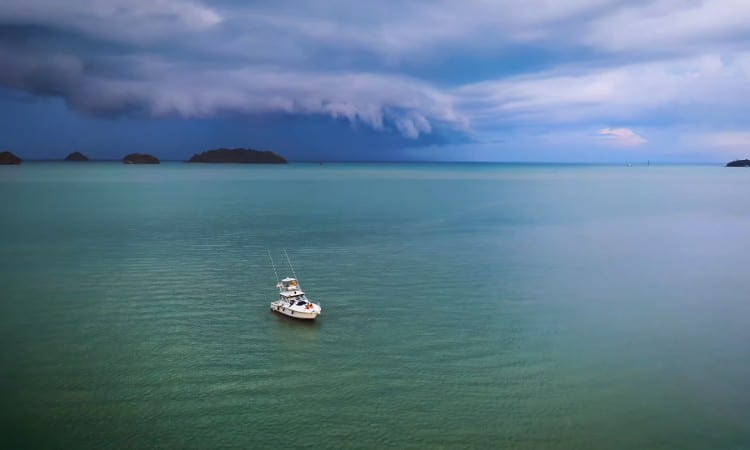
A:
0 0 468 138
0 35 150 116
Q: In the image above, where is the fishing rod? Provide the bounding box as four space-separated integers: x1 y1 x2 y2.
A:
283 248 299 283
267 249 279 285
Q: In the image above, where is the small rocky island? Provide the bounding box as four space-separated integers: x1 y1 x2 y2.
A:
0 151 22 165
123 153 160 164
726 159 750 167
188 148 287 164
64 151 89 161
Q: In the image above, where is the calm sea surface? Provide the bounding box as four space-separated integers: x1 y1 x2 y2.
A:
1 163 749 449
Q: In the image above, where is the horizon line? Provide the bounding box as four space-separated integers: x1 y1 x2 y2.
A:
12 158 725 165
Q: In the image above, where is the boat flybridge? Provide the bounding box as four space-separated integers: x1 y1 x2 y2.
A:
268 250 322 320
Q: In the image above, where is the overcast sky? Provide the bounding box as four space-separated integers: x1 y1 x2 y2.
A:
1 0 749 161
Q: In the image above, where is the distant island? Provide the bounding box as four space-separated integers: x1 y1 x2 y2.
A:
123 153 160 164
188 148 287 164
726 159 750 167
64 151 89 161
0 151 22 165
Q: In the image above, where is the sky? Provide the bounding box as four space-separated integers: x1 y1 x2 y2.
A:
1 0 750 162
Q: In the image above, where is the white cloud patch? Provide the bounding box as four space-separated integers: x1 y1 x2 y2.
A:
583 0 750 54
454 53 750 127
597 128 647 147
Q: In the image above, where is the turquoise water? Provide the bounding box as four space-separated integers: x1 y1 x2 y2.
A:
1 163 749 449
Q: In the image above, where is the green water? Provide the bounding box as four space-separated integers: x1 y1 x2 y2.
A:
1 163 749 449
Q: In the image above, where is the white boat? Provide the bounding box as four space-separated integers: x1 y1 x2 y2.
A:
268 250 322 320
270 277 322 320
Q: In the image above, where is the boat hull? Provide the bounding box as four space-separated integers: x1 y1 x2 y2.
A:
270 303 320 320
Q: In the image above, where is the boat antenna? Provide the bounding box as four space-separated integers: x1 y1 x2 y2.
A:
267 249 279 283
283 248 299 282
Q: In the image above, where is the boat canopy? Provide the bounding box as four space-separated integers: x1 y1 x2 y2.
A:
279 278 299 289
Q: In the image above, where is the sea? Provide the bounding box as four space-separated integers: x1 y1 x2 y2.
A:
1 162 748 449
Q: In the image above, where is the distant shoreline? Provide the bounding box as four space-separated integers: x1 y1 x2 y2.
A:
12 159 722 166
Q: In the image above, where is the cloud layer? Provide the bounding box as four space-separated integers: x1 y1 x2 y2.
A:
1 0 750 154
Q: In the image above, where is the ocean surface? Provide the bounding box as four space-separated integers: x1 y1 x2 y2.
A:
1 162 749 449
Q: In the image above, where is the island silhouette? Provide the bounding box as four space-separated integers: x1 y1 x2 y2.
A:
0 151 21 164
188 148 287 164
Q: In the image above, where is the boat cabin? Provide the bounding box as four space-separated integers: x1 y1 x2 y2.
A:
277 277 307 302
